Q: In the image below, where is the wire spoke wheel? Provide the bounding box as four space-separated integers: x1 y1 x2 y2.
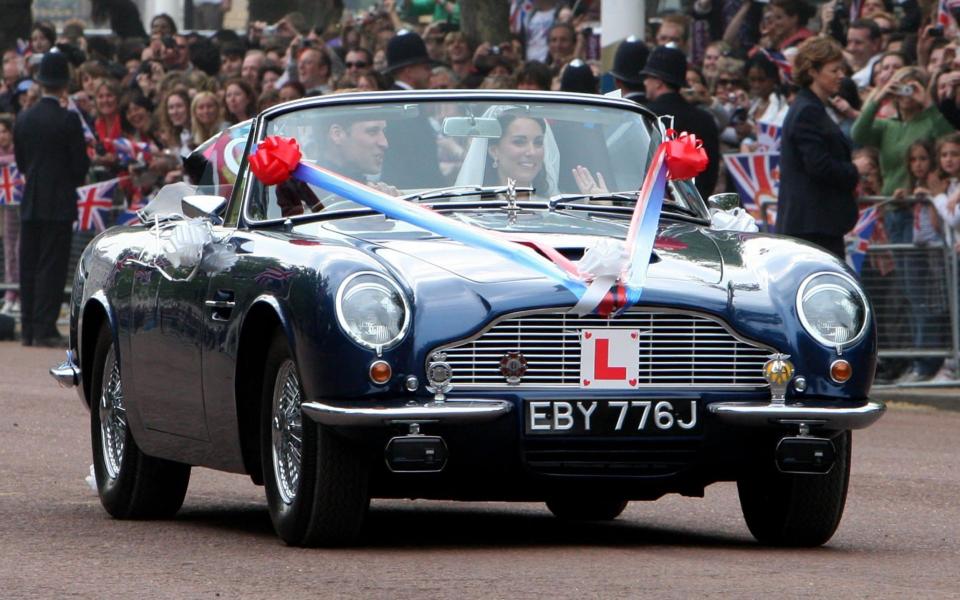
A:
99 348 126 480
271 359 304 505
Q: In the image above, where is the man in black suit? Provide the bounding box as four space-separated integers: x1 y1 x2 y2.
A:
14 51 89 346
640 46 720 200
380 31 443 189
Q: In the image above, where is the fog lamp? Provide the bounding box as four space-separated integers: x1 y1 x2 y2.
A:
830 359 852 383
370 360 392 384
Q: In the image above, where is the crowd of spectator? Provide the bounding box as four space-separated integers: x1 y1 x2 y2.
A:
0 0 959 376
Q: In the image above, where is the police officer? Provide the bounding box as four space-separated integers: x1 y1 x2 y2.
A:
640 45 720 199
609 36 650 103
14 51 89 347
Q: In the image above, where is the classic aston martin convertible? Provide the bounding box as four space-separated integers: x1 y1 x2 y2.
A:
52 90 884 547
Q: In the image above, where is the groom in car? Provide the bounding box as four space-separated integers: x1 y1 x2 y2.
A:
277 116 399 216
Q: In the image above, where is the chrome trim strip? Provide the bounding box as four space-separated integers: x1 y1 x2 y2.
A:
708 400 885 430
204 300 236 308
50 350 80 388
430 307 777 390
301 398 513 426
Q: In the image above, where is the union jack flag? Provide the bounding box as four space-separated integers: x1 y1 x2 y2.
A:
845 205 880 274
199 121 250 190
509 0 535 33
75 179 118 232
16 39 30 56
939 0 960 36
756 121 782 152
756 48 793 84
111 138 152 166
722 153 780 228
0 164 24 206
66 96 96 143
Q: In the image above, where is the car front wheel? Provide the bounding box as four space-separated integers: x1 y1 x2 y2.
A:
260 333 369 546
90 323 191 518
737 431 852 547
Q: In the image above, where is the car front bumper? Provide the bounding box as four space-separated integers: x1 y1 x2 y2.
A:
708 399 885 430
302 396 885 431
301 398 514 426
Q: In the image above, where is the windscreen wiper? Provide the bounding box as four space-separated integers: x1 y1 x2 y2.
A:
401 184 535 203
548 192 639 209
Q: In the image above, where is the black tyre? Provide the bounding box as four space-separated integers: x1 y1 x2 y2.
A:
90 323 191 519
737 431 852 547
546 497 628 521
260 333 369 547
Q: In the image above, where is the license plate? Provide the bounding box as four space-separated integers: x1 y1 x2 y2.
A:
525 399 700 435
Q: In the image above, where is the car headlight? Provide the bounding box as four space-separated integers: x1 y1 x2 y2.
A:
796 272 869 348
335 272 410 351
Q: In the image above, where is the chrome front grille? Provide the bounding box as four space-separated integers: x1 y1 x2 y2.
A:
435 309 774 389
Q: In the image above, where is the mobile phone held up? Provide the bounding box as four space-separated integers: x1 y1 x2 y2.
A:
892 84 914 96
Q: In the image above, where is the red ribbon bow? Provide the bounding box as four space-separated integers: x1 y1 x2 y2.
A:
249 136 303 185
663 129 709 181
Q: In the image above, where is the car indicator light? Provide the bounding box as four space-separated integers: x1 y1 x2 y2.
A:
830 359 852 383
370 360 392 384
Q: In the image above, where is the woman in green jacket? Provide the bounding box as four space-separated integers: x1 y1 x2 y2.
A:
851 66 954 243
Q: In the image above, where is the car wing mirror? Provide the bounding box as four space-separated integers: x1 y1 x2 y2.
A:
707 193 741 212
182 195 227 223
441 116 502 138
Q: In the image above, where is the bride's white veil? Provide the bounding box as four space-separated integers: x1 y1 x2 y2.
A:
454 105 560 196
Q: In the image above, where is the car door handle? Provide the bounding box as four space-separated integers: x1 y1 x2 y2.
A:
204 300 236 308
206 290 236 321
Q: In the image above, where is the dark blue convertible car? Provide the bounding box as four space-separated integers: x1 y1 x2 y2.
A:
52 90 884 547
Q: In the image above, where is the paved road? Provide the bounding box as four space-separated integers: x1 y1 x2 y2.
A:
2 341 958 598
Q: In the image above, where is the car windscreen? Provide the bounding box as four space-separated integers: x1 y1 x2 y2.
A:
244 99 674 222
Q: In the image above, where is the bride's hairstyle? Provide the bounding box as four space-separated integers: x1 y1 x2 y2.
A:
483 111 550 193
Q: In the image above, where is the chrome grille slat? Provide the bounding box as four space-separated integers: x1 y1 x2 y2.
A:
433 308 774 389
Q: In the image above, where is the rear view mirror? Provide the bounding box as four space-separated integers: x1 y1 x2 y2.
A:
441 116 502 138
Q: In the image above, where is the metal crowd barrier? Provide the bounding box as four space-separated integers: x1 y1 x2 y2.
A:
762 195 960 386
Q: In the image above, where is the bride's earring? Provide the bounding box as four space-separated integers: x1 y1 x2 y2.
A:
492 155 499 169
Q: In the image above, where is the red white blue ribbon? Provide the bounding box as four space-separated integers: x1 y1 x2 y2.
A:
249 132 705 317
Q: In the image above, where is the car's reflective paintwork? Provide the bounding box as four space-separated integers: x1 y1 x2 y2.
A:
67 91 876 500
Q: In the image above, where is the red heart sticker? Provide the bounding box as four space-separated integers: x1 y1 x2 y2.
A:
629 378 637 386
583 379 591 386
631 332 638 339
584 332 592 339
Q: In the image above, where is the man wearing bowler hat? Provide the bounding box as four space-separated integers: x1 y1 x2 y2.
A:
380 30 443 188
641 45 719 199
13 51 89 347
609 36 649 104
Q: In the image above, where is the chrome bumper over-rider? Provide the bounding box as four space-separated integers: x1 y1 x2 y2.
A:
50 350 80 388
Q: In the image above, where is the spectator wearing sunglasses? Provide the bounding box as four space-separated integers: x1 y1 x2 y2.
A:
344 48 373 76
